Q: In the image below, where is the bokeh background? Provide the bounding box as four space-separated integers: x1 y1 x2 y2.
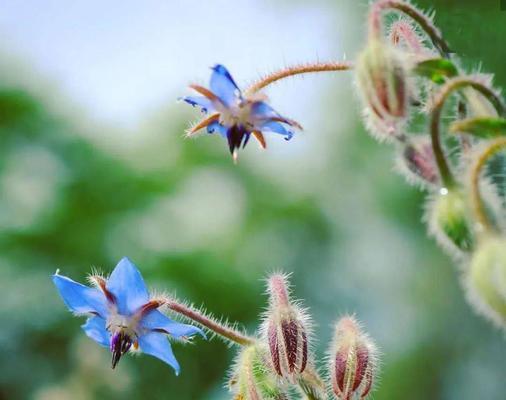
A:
0 0 505 399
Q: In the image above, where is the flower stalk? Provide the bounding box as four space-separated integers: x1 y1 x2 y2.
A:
246 61 353 95
369 0 451 56
470 138 506 232
164 298 256 346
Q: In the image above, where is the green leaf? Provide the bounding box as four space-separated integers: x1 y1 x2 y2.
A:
449 117 506 138
414 58 458 84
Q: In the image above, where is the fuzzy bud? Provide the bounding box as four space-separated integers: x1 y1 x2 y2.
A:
466 235 506 328
329 316 378 400
229 345 288 400
263 274 309 381
400 138 439 186
356 38 409 140
428 188 474 253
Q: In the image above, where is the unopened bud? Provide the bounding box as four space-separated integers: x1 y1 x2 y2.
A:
230 345 288 400
263 274 309 381
428 188 474 253
399 138 439 186
356 38 409 140
329 316 378 400
466 235 506 328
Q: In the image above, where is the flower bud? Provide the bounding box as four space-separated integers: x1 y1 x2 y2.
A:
356 38 409 140
328 316 378 400
263 274 309 381
229 345 288 400
466 235 506 328
399 138 439 186
428 188 474 253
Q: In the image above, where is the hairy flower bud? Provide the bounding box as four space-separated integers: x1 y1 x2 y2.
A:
263 274 309 381
229 345 288 400
356 38 409 140
428 188 474 253
328 316 378 400
398 138 439 186
466 235 506 328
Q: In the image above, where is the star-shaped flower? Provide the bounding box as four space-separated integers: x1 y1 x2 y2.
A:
52 257 204 375
181 64 302 161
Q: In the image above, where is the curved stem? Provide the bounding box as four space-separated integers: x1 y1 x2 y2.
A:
370 0 451 57
245 62 352 94
430 77 506 188
164 298 256 346
389 20 424 54
470 138 506 232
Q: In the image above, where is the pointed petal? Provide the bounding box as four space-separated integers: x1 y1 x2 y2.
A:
252 131 267 149
251 101 303 129
260 121 294 141
141 310 205 339
138 332 181 375
106 257 149 315
210 64 241 107
52 273 108 317
181 96 215 114
206 121 228 138
81 316 110 347
186 113 220 136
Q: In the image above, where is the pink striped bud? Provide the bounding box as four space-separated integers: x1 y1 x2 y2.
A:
263 274 310 381
329 316 378 400
400 138 439 186
356 38 409 140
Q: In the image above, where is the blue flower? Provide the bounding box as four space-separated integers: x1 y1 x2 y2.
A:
52 257 204 375
181 64 302 161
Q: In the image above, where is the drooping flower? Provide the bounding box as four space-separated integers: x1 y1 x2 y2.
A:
52 257 204 374
181 64 302 161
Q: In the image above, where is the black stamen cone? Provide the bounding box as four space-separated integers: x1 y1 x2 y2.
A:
110 331 132 369
227 125 250 155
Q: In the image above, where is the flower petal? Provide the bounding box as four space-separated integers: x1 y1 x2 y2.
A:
206 121 228 138
251 101 302 129
260 121 294 141
106 257 149 315
52 273 108 317
210 64 241 107
140 310 205 339
81 316 110 347
181 96 215 114
138 332 180 375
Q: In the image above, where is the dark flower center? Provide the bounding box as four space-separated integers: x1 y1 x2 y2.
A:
110 331 133 369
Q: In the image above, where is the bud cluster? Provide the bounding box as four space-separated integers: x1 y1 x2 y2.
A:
354 0 506 330
226 273 380 400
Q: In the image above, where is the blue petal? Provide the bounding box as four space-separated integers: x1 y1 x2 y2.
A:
181 96 215 114
52 274 108 317
140 310 206 339
206 121 228 138
260 121 294 141
138 332 180 375
106 257 149 315
250 101 281 119
81 316 110 347
210 64 241 107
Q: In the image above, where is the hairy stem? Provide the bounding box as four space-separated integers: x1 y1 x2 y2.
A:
370 0 451 57
431 77 505 188
164 298 256 346
470 138 506 232
245 62 352 94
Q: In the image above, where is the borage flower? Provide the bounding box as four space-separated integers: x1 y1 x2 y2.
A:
52 257 204 374
181 64 302 161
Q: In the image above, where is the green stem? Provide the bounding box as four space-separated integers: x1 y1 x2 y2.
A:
430 77 506 188
470 138 506 232
164 299 256 346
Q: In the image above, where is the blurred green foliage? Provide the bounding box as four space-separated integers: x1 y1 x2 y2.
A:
0 1 505 399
